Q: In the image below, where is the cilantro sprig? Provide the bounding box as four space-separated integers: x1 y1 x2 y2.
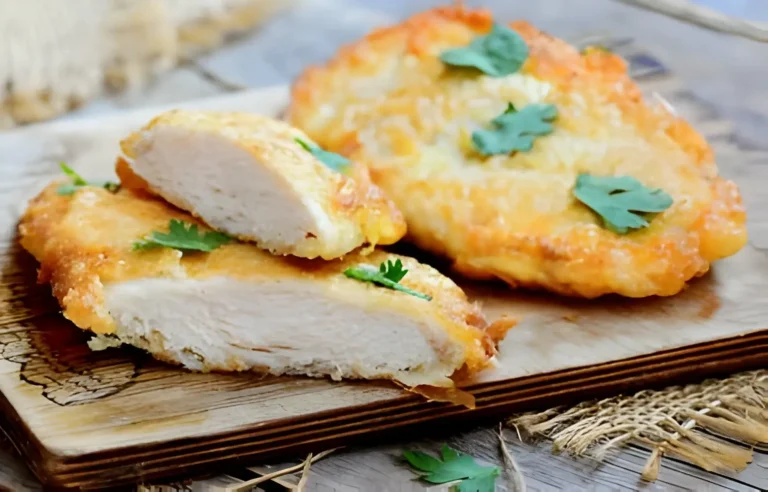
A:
403 445 500 492
344 259 432 301
133 219 232 252
573 174 673 234
472 103 557 155
56 162 120 195
440 23 529 77
295 137 350 173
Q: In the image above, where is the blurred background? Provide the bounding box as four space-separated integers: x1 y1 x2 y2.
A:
0 0 766 140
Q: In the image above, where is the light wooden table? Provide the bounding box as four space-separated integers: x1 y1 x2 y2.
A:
1 1 767 490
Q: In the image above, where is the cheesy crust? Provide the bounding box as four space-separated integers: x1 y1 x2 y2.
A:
19 184 495 380
288 6 747 298
119 110 406 259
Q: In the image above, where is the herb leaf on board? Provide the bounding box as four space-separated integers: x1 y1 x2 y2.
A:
472 103 558 155
133 219 232 252
344 259 432 301
440 23 529 77
295 137 350 172
56 162 120 195
573 174 674 234
403 445 500 492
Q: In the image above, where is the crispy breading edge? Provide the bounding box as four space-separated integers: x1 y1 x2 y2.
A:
286 5 748 298
17 182 499 378
117 111 408 251
18 184 118 333
289 6 716 171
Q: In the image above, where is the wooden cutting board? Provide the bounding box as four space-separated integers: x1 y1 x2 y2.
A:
0 47 766 489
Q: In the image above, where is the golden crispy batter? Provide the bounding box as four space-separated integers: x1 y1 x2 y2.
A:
19 183 495 377
119 110 406 259
288 6 747 298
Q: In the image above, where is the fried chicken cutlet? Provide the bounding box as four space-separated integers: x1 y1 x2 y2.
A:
288 6 747 298
118 110 406 260
19 183 496 387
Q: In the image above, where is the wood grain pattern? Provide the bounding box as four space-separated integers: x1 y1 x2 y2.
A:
295 429 768 492
138 431 768 491
0 46 765 489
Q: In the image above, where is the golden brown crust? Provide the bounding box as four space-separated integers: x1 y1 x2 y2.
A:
19 183 494 374
19 184 190 334
287 6 748 298
119 110 407 259
115 156 152 195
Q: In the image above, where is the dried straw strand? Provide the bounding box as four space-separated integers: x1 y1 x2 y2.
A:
508 370 767 481
498 424 527 492
295 452 313 492
225 448 336 491
616 0 768 42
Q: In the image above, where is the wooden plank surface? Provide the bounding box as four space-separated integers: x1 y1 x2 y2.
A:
2 428 766 491
137 429 768 491
1 1 767 490
295 429 768 492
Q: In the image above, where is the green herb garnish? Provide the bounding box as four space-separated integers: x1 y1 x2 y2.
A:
56 162 120 195
295 137 350 173
133 219 232 252
472 103 557 155
440 23 529 77
573 174 673 234
403 445 500 492
343 259 431 301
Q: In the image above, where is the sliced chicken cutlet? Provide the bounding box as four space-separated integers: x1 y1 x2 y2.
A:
118 110 406 260
288 6 747 298
19 183 496 387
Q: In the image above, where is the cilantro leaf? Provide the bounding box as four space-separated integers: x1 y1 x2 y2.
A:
295 137 350 173
573 174 673 234
403 445 499 491
458 474 498 492
441 445 460 462
402 451 442 473
133 219 232 252
440 23 529 77
56 184 81 196
60 162 87 186
344 259 432 301
56 162 120 195
379 258 408 283
472 103 557 155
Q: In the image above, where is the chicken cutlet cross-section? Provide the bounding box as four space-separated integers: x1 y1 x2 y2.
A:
118 110 406 260
19 184 497 387
288 6 747 298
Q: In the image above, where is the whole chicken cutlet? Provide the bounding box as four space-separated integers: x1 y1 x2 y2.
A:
119 110 406 260
19 182 499 388
288 6 747 298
